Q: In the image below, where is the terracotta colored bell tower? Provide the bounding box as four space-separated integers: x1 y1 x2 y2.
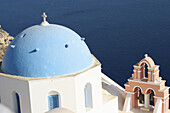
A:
123 54 169 113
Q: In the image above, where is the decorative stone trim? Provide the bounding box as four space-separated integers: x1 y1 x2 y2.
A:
154 95 169 100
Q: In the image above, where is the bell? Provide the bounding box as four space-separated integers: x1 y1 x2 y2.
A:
137 90 144 103
137 90 141 100
150 92 154 101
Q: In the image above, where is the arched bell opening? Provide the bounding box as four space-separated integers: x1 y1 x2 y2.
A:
140 62 149 79
145 88 156 108
149 90 155 106
145 63 148 78
133 86 144 107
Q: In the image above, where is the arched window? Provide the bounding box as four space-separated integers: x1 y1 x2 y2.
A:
13 92 21 113
16 93 21 113
48 91 60 111
84 83 93 109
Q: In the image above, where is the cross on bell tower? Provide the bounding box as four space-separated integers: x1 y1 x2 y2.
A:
41 12 49 26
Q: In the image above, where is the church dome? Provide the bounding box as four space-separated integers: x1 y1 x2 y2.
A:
1 16 93 78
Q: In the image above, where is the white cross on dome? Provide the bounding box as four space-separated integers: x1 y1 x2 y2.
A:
41 12 49 26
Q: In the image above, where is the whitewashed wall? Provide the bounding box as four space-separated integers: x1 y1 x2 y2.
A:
75 65 103 113
29 76 77 113
29 64 103 113
87 97 118 113
0 75 32 113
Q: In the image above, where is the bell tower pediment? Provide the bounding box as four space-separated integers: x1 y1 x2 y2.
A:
133 54 160 82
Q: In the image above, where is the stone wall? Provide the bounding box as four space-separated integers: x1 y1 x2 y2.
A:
0 27 14 61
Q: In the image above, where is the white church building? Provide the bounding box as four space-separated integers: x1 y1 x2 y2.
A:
0 13 123 113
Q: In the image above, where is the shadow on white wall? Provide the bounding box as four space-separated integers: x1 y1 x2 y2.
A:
0 104 13 113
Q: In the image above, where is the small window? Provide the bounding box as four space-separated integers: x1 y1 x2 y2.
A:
21 34 26 38
48 94 59 110
16 93 21 113
65 44 68 48
84 83 93 109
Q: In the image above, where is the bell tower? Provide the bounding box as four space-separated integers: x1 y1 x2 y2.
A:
123 54 169 113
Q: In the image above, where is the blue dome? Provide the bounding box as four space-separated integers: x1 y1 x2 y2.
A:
1 24 93 78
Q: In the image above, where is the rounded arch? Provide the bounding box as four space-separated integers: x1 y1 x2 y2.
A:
138 57 155 68
48 91 60 96
139 61 149 67
145 88 156 95
12 90 20 96
133 86 144 93
85 83 92 89
139 61 149 78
